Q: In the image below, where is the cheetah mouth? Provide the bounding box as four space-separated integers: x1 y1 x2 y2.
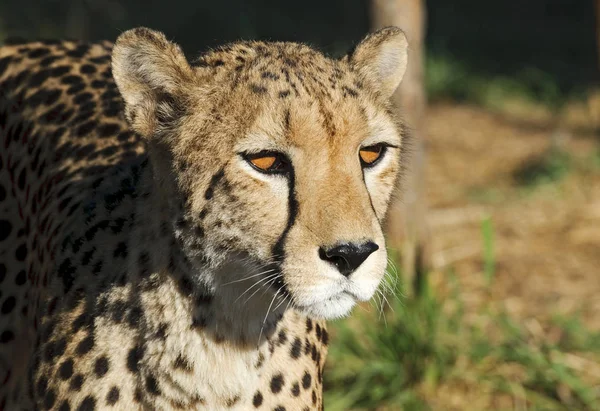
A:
292 292 358 320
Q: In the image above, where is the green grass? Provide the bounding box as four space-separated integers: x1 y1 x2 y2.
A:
324 220 600 411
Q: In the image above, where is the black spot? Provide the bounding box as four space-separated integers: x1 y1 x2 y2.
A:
27 69 51 87
173 354 193 372
66 45 89 58
342 86 359 97
290 337 302 359
97 123 120 138
226 395 240 407
178 276 193 296
255 352 265 369
36 375 48 396
58 400 71 411
127 345 144 373
77 395 96 411
302 372 312 389
58 258 77 292
94 356 109 377
270 373 284 394
28 48 51 59
133 387 143 403
278 90 290 99
0 330 14 343
15 243 27 261
58 358 74 380
73 92 94 105
76 335 94 355
312 390 317 404
274 406 286 411
156 323 168 340
15 270 26 286
0 220 12 241
44 388 56 409
61 74 84 85
106 386 119 405
67 84 86 95
261 71 280 80
252 391 263 407
80 64 97 74
69 374 84 391
250 84 268 94
321 328 329 345
291 382 300 397
50 65 71 77
76 120 98 137
43 340 61 362
146 375 161 395
72 312 92 332
0 57 12 77
277 329 287 345
17 168 26 190
44 89 62 105
315 324 322 341
91 80 106 89
1 297 16 314
127 306 143 328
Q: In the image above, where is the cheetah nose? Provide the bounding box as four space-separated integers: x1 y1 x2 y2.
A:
318 241 379 277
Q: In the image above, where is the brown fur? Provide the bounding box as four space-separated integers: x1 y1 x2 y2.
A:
0 27 408 410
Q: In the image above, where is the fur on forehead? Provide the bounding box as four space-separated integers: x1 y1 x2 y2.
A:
112 26 408 138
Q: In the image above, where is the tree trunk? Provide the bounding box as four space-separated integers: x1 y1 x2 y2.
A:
370 0 430 295
596 0 600 70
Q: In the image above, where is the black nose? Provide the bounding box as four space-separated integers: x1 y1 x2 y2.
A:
319 241 379 277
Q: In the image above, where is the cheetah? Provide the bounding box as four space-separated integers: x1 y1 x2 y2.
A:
0 26 409 410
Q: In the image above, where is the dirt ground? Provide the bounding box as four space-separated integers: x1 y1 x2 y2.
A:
424 102 600 330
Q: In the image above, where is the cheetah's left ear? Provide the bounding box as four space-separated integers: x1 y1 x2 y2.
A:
112 27 195 137
347 27 408 99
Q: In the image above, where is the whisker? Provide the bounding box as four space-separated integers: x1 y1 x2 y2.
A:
257 288 281 347
221 268 277 286
235 273 280 304
243 275 281 305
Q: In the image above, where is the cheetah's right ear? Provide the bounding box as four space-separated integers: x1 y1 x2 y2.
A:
348 27 408 99
112 27 195 137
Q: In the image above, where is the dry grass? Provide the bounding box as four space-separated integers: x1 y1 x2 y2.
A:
426 103 600 329
324 101 600 410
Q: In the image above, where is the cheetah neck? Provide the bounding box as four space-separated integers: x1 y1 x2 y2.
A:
127 161 289 344
99 160 296 404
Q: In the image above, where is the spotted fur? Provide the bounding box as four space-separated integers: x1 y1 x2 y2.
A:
0 27 408 410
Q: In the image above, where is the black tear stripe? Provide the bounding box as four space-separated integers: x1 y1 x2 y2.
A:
270 169 298 300
361 170 381 225
268 108 296 298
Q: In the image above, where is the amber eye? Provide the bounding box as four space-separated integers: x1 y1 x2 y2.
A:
244 151 291 174
359 144 386 167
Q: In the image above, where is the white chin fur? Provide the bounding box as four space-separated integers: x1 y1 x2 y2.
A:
295 293 357 320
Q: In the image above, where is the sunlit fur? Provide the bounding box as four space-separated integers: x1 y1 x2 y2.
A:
113 27 409 323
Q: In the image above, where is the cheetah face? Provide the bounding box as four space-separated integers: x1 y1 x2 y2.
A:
113 27 408 320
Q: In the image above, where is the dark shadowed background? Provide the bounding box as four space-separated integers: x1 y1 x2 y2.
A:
1 1 599 409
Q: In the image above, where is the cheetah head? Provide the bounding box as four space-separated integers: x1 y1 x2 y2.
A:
112 27 408 320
